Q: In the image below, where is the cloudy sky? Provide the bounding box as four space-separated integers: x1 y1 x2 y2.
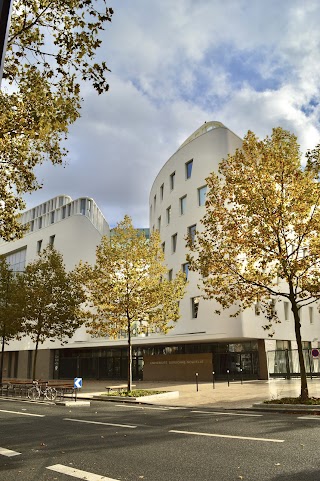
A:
25 0 320 228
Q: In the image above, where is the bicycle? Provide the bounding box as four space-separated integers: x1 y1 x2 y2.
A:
27 380 57 401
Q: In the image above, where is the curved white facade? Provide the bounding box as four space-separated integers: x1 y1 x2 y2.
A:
149 122 320 351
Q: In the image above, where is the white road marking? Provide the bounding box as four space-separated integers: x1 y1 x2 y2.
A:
46 464 119 480
297 416 320 420
115 404 170 411
0 398 53 406
169 429 284 443
63 418 137 429
191 410 263 417
0 398 55 406
0 447 21 457
0 409 45 417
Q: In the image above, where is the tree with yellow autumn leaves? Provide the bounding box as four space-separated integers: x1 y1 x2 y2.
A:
1 0 113 241
188 127 320 401
82 216 186 391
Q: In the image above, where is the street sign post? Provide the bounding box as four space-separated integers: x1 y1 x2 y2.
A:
74 378 83 389
74 377 82 402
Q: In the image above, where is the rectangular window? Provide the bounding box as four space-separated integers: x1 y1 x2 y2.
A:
38 216 42 229
284 301 289 321
80 198 86 215
186 159 193 179
62 206 66 219
270 298 277 315
166 206 171 224
180 195 187 215
162 242 165 253
37 240 42 254
30 220 34 232
49 235 55 247
192 297 200 318
157 216 161 231
51 211 55 224
182 262 189 279
67 204 72 216
198 185 207 206
172 233 177 253
309 306 314 324
276 340 291 350
154 195 157 211
160 183 164 201
254 303 261 316
170 172 175 190
168 269 173 281
188 224 197 244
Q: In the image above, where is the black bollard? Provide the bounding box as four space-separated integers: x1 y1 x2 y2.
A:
195 372 199 392
212 371 215 389
227 369 230 387
240 368 243 385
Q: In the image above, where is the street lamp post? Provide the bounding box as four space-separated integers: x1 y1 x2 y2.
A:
0 0 13 85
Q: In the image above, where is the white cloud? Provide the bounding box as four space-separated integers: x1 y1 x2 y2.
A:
24 0 320 226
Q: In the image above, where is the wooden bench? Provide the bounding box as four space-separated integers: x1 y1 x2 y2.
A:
48 381 76 399
1 379 34 397
105 384 135 394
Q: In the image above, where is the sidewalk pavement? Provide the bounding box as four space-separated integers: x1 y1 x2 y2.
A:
75 378 320 409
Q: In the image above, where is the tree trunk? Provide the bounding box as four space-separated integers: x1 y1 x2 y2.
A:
127 319 132 392
289 288 308 400
0 332 5 385
32 336 40 381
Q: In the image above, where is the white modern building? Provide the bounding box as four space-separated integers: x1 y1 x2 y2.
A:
0 195 110 379
148 121 320 380
1 122 320 381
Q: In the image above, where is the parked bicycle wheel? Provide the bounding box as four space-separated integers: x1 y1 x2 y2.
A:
27 386 40 401
44 387 57 401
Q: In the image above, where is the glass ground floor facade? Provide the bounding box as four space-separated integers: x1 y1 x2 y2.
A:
55 341 260 381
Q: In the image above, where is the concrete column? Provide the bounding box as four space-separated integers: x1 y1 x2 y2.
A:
258 339 269 380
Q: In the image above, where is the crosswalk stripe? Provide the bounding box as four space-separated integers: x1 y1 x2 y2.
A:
46 464 120 480
0 409 45 417
0 447 21 457
63 418 137 429
169 429 284 443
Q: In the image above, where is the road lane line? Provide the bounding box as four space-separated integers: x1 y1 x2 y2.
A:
191 410 263 417
115 404 170 411
46 464 119 480
0 398 53 405
0 409 45 417
63 418 137 429
169 430 284 443
297 416 320 420
0 447 21 457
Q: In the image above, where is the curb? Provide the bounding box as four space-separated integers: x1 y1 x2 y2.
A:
55 400 91 407
251 403 320 414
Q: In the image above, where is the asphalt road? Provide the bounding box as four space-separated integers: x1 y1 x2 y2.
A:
0 398 320 481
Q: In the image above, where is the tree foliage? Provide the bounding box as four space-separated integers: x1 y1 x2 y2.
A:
188 127 320 400
22 247 86 379
0 258 24 383
0 0 113 241
81 216 186 390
